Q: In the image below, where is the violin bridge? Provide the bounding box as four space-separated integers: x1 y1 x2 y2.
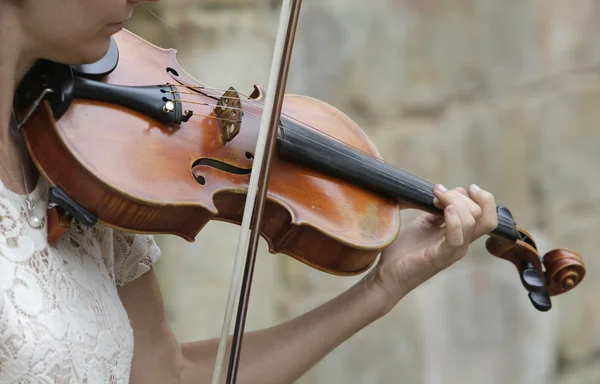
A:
215 86 243 144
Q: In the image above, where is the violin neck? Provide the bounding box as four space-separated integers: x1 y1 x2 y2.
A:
276 118 520 242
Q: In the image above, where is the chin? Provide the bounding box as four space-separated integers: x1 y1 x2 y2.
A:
60 38 113 66
80 40 113 65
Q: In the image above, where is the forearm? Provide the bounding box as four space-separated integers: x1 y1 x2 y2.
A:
180 273 390 384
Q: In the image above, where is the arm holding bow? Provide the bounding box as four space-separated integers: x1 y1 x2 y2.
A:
118 184 497 384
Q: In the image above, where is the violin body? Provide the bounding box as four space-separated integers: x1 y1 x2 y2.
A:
22 29 399 275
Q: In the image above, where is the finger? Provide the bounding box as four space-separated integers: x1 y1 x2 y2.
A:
438 187 479 241
468 184 499 235
433 196 442 209
434 186 467 208
443 205 464 247
455 187 482 218
433 185 482 220
432 184 451 209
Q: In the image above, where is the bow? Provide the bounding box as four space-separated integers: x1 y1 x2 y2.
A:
211 1 303 383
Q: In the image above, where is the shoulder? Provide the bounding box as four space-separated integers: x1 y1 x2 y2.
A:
58 221 162 287
106 228 162 286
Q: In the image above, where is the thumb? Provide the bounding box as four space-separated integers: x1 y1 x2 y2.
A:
418 212 446 228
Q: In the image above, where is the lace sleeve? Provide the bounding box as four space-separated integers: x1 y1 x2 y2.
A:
112 230 161 286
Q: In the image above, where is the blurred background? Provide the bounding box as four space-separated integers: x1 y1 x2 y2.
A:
126 1 599 383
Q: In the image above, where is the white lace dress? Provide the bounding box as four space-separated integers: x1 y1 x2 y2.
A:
0 177 161 383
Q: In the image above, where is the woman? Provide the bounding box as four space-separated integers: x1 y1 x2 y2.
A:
0 0 499 383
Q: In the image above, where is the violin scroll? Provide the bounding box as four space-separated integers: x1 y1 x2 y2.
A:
543 249 586 296
486 226 585 311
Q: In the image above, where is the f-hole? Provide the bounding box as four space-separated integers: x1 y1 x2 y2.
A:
166 67 179 77
166 67 184 86
192 158 252 186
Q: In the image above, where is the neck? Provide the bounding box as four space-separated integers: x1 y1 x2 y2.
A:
0 3 39 193
0 4 36 148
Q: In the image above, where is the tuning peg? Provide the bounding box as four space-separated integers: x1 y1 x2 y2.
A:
521 263 545 292
528 290 552 312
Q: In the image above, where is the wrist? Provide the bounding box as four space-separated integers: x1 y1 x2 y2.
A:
361 265 407 317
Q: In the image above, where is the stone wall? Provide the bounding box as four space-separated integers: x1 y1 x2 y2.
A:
127 1 600 382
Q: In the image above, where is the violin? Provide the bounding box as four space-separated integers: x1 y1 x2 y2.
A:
13 4 584 382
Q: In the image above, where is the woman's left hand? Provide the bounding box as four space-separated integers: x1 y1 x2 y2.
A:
368 184 499 310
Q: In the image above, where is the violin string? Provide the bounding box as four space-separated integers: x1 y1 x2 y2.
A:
178 99 245 113
173 84 356 146
173 93 380 160
189 112 241 123
176 97 433 192
166 85 432 191
179 97 373 164
172 85 392 167
172 87 433 189
172 88 432 188
172 90 233 99
167 83 269 109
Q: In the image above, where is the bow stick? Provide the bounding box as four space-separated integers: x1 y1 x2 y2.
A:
211 1 303 383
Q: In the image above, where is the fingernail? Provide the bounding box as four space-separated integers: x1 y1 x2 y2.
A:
471 184 481 192
436 184 447 193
